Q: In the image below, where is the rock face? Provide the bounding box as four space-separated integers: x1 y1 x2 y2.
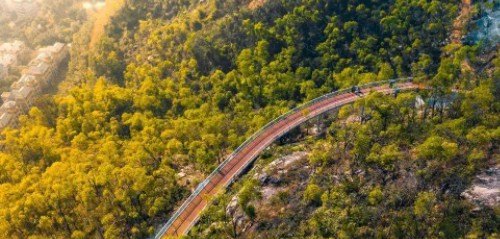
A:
254 151 309 186
266 151 309 171
226 151 310 232
226 195 248 230
462 166 500 208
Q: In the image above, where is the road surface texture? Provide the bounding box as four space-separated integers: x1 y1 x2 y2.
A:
155 79 422 238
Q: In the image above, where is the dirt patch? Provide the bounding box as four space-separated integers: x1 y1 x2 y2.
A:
248 0 267 10
451 0 473 44
177 165 205 190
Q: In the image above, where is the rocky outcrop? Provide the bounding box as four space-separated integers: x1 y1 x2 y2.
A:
462 166 499 208
225 151 310 231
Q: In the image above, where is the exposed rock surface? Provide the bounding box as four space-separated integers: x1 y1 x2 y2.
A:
226 151 310 230
267 151 308 170
225 195 248 231
462 166 500 208
253 151 309 185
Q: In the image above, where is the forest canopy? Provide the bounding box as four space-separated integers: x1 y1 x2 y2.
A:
0 0 498 239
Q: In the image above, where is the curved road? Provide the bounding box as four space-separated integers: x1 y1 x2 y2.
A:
155 79 422 238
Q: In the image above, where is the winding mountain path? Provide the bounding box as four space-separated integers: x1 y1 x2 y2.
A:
155 79 423 238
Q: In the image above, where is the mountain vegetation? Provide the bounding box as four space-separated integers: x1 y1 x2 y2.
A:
190 73 499 238
0 0 497 238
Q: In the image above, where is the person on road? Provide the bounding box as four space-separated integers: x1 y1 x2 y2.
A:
352 86 362 95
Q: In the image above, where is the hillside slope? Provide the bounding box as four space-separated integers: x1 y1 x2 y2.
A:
189 80 499 238
1 0 497 239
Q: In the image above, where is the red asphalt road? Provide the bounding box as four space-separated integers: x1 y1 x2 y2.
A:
164 82 419 237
